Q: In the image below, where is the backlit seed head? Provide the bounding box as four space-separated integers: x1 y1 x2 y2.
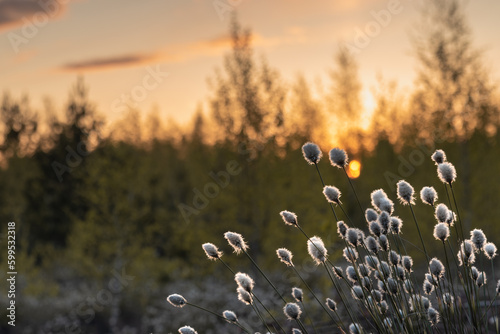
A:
379 261 391 279
365 255 379 270
428 307 440 326
420 186 438 206
458 240 476 266
389 250 400 266
402 256 413 272
471 266 479 281
343 247 359 263
429 258 445 280
443 293 454 307
365 208 378 223
387 278 398 294
371 189 394 214
369 221 382 237
390 217 403 234
358 264 371 277
380 301 389 314
167 294 187 308
433 223 450 242
292 287 303 302
346 228 360 247
379 235 389 251
178 326 197 334
352 285 364 300
471 229 487 251
349 323 362 334
283 302 302 320
425 273 438 286
307 236 327 265
333 266 344 279
477 271 487 287
277 248 294 266
302 142 322 165
431 150 446 165
484 242 497 260
329 147 348 168
437 162 457 184
372 289 382 302
423 279 434 295
237 287 253 305
280 210 298 226
395 265 405 280
223 310 238 322
365 236 380 254
378 212 390 235
446 210 456 226
202 243 222 260
235 272 254 293
337 221 348 238
346 266 358 283
224 232 248 254
397 180 415 205
323 186 342 204
435 204 449 223
326 298 337 311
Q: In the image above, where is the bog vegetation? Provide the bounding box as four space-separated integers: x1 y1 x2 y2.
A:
0 0 499 333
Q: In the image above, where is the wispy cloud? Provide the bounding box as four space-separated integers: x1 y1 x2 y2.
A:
57 29 309 73
0 0 67 32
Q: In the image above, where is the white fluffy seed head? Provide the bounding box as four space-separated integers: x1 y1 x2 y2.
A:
443 293 454 307
431 150 446 165
429 258 445 279
346 266 358 282
435 204 449 223
484 242 497 260
202 243 222 260
423 279 434 295
277 248 294 266
292 287 303 302
365 208 378 223
346 228 360 247
397 180 415 205
428 307 440 326
323 186 342 204
326 298 337 311
343 247 359 263
329 147 348 168
302 142 322 165
458 241 476 266
365 236 380 254
471 229 487 251
223 310 238 322
349 323 362 334
365 255 379 270
224 231 248 254
178 326 197 334
283 302 302 320
433 223 450 242
420 186 438 206
371 189 394 214
167 294 187 308
437 162 457 184
477 271 487 287
402 255 413 272
337 221 348 238
307 236 327 265
378 212 390 235
235 272 254 293
333 266 344 279
389 250 400 266
369 221 382 237
237 287 253 305
379 235 389 251
352 285 364 300
390 217 403 234
280 210 298 226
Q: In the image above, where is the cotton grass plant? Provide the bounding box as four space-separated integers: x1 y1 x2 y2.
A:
167 143 500 333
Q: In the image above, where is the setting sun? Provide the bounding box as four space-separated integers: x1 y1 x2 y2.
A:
347 160 361 179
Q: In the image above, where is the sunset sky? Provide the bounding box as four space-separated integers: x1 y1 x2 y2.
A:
1 0 499 125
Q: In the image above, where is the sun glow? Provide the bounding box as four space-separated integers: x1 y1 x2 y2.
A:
347 160 361 179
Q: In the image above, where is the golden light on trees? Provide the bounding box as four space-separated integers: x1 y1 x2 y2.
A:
347 160 361 179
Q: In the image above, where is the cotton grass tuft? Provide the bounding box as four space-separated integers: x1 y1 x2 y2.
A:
420 186 438 206
323 186 342 204
283 302 302 320
202 243 222 260
437 162 457 184
167 294 187 308
329 147 348 168
224 231 248 254
302 142 322 165
397 180 415 205
307 236 327 265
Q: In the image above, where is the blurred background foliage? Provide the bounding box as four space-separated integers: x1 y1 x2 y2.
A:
0 1 500 333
